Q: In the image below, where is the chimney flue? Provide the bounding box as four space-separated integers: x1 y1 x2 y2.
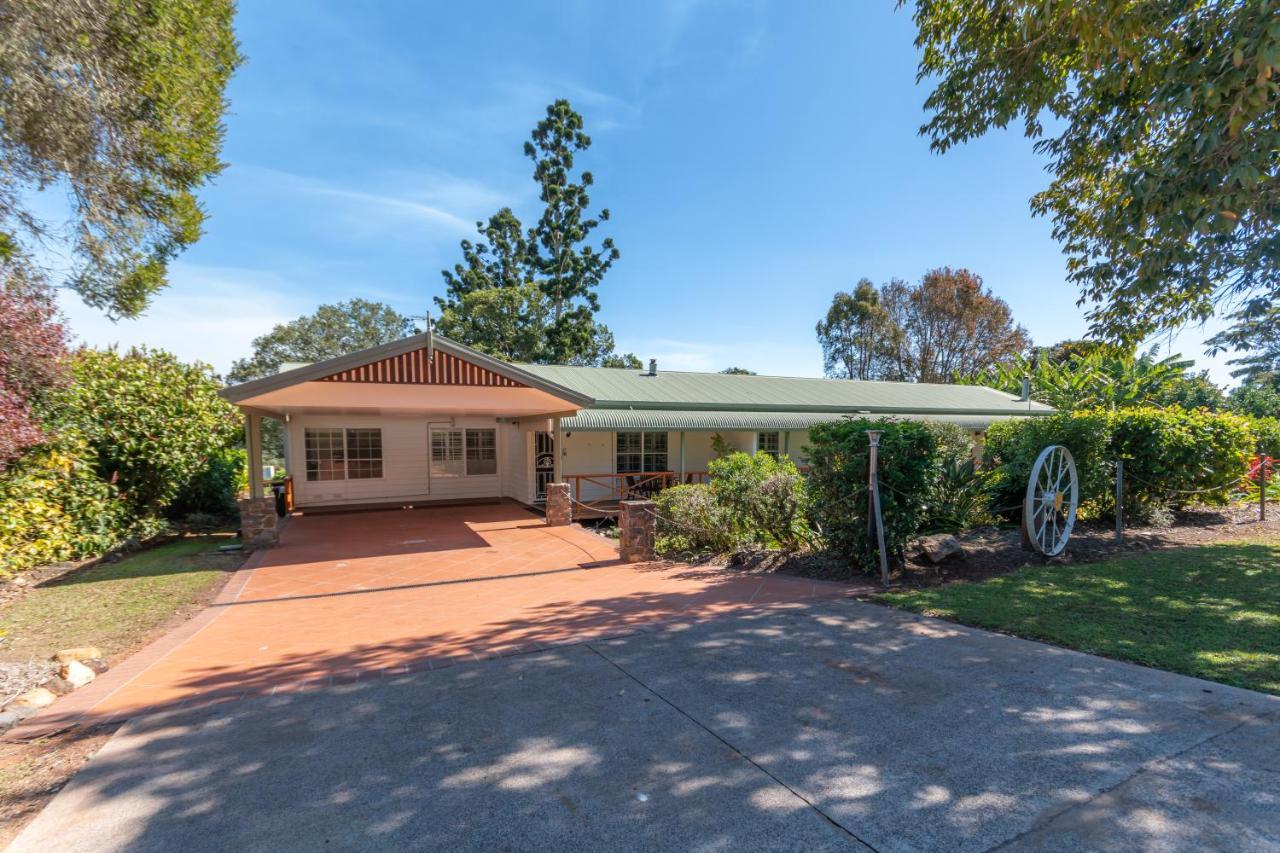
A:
648 358 657 376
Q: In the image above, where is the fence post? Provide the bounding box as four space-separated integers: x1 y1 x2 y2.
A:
866 431 890 585
1261 447 1268 522
545 482 572 527
1115 459 1124 542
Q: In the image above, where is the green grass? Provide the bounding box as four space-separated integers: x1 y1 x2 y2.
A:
0 536 239 663
877 537 1280 695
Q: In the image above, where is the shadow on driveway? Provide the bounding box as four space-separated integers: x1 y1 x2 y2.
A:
10 598 1280 852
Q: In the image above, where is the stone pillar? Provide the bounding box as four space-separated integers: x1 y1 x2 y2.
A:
619 499 656 562
545 482 572 527
238 497 279 549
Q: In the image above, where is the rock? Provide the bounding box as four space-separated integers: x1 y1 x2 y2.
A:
52 646 102 665
0 710 25 732
9 687 57 709
42 676 76 696
914 534 964 563
60 660 96 688
81 658 110 675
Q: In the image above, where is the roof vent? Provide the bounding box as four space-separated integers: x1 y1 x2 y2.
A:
648 358 657 376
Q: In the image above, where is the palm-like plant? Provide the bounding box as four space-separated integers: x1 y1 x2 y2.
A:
967 348 1195 411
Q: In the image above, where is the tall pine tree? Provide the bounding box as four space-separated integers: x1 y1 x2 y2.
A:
436 100 634 366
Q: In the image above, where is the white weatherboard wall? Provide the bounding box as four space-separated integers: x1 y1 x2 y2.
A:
287 414 503 508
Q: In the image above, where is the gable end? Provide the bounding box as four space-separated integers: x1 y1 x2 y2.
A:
318 347 527 387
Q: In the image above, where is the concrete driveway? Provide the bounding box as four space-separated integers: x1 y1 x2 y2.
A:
11 597 1278 852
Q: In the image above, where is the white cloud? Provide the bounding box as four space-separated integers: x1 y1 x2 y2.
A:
58 264 309 377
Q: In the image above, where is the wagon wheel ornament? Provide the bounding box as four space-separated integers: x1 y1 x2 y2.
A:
1023 445 1080 557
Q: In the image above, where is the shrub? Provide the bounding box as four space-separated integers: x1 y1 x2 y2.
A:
165 446 247 521
807 419 936 574
1108 408 1253 511
708 452 812 551
921 420 976 467
653 484 743 555
47 347 241 521
983 412 1113 518
925 458 998 533
0 435 140 576
1250 416 1280 459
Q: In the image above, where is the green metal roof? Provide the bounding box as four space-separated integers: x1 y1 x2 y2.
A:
560 409 1036 432
518 364 1052 417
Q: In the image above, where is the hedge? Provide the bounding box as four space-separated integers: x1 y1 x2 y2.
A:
807 418 936 574
984 408 1256 521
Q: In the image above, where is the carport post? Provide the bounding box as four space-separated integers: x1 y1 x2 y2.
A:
245 411 264 499
553 416 563 483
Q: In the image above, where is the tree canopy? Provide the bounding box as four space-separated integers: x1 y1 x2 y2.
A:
0 278 66 467
228 300 417 383
818 268 1028 383
720 366 757 375
0 0 241 318
435 100 637 367
908 0 1279 354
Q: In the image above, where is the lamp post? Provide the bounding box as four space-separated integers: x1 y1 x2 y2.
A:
867 430 889 585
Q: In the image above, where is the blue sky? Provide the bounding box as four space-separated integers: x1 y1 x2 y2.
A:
61 0 1236 383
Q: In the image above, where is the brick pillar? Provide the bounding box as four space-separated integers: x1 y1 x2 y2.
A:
545 482 572 527
238 497 279 549
619 499 656 562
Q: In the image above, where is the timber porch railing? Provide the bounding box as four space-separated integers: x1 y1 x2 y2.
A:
563 466 809 514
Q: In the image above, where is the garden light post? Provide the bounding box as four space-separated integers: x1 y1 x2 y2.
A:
1115 459 1124 542
1262 444 1268 522
866 430 889 585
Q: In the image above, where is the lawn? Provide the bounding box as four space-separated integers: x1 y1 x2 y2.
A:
0 535 241 665
877 536 1280 696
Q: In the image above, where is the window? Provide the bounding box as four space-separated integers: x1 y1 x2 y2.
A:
431 430 464 478
305 428 346 481
616 431 668 473
345 428 383 479
305 428 382 481
466 429 497 475
431 428 496 478
757 431 780 459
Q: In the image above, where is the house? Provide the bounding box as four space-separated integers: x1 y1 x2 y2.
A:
220 333 1052 515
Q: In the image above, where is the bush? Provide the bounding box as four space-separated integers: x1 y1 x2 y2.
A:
1251 416 1280 459
925 458 998 533
0 435 141 576
48 347 241 521
165 446 247 521
922 420 975 468
708 452 812 551
653 484 743 555
807 419 936 574
1109 408 1253 511
984 408 1256 522
983 412 1113 518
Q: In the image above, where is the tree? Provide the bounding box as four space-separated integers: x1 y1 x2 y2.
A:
0 0 241 319
720 366 756 375
1208 302 1280 385
436 100 636 367
879 268 1029 382
966 346 1214 411
603 352 643 369
1229 375 1280 419
907 0 1280 352
49 347 240 520
0 275 67 468
228 300 417 383
815 280 894 380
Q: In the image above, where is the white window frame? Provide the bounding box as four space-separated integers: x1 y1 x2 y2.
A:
756 431 781 459
615 431 669 474
304 427 384 482
430 427 498 478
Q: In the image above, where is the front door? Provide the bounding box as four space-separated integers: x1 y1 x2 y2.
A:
534 431 555 501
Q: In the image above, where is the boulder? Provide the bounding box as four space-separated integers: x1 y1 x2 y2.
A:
0 710 26 732
914 534 964 563
60 660 96 688
52 646 102 665
9 687 57 709
81 658 110 675
42 676 77 696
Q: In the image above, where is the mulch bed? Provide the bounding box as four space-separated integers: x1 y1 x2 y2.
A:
707 503 1280 589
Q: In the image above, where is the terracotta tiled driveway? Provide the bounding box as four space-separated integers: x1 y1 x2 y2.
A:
16 503 850 736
